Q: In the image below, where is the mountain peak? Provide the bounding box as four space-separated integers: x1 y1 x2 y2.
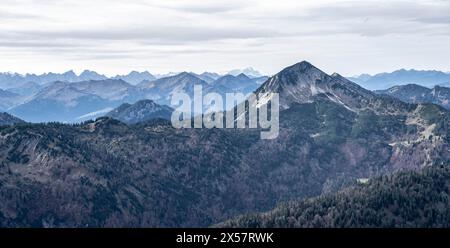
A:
236 73 251 80
0 112 25 126
63 70 77 76
133 99 159 107
78 70 107 81
112 71 155 85
170 72 207 83
106 99 173 124
80 69 93 74
80 70 100 76
352 68 450 90
296 60 314 67
331 72 343 78
256 61 374 110
283 61 320 73
178 71 192 77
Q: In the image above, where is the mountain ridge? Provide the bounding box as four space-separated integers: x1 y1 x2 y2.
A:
105 99 173 124
376 84 450 109
9 79 144 122
0 112 24 126
349 69 450 90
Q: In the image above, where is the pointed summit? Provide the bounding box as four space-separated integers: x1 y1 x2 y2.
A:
79 70 107 81
257 60 328 94
177 71 194 78
62 70 77 77
256 61 375 110
288 60 315 70
113 71 155 85
236 73 251 80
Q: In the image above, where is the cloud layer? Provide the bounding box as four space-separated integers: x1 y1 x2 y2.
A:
1 0 449 76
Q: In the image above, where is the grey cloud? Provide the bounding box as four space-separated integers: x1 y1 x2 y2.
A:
415 15 450 25
69 53 135 60
142 1 248 14
250 1 450 37
5 25 278 44
303 2 423 21
162 4 243 14
0 9 43 20
1 0 450 75
296 0 447 23
0 41 83 48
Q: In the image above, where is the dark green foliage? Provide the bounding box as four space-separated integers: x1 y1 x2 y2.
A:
219 164 450 228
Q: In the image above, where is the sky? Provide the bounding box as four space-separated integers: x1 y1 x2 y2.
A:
1 0 450 76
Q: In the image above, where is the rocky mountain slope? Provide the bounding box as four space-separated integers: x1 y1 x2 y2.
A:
376 84 450 109
0 70 107 89
0 70 156 89
0 113 24 126
9 80 144 123
0 90 22 112
0 61 448 227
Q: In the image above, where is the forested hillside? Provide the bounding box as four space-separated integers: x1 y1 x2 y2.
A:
218 164 450 228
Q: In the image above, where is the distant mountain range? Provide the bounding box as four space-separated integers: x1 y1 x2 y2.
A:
138 72 268 113
2 65 450 125
349 69 450 90
0 70 267 123
6 81 44 97
8 67 450 95
9 79 145 123
0 70 107 89
0 61 448 227
0 70 158 89
376 84 450 109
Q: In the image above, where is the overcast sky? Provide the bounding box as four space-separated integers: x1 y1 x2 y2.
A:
1 0 450 76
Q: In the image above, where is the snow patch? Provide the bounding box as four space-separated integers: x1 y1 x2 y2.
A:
325 92 356 112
